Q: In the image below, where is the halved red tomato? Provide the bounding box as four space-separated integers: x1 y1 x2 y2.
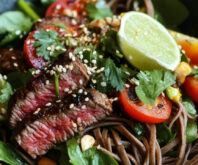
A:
45 0 87 18
183 76 198 102
119 86 172 123
24 26 67 69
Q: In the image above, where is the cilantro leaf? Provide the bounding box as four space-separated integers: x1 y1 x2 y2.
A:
182 99 196 117
104 58 126 91
135 69 176 104
33 29 66 62
0 80 13 104
100 30 123 59
86 0 113 21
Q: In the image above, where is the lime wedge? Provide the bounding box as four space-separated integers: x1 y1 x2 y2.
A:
118 12 181 71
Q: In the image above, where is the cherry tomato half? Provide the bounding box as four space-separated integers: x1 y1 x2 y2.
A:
179 40 198 66
119 87 172 123
24 26 66 69
183 76 198 102
45 0 87 18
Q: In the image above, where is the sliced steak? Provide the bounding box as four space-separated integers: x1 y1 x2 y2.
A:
34 16 86 30
14 88 112 158
10 50 90 129
0 49 28 73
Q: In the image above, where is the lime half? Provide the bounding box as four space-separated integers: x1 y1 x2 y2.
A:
118 12 181 71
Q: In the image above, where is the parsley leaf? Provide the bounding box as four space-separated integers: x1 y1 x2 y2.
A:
33 29 66 62
135 69 176 104
0 79 13 104
86 0 113 21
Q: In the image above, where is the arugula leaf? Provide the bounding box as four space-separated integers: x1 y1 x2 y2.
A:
67 136 118 165
135 69 176 104
152 0 189 28
0 11 32 46
33 29 66 62
51 23 67 29
156 123 176 145
182 100 196 117
186 121 197 143
7 71 32 90
86 0 113 21
0 141 28 165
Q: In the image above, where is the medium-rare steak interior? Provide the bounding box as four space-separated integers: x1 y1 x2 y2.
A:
10 50 90 128
14 88 112 158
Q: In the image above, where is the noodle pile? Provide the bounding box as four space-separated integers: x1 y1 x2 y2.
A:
84 102 198 165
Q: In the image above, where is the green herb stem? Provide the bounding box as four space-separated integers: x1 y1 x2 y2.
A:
17 0 40 22
54 74 60 100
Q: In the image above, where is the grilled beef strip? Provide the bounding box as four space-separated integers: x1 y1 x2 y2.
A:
9 50 90 129
0 49 29 73
14 88 112 158
34 16 86 30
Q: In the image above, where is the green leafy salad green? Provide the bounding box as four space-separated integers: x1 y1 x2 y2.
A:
0 0 198 165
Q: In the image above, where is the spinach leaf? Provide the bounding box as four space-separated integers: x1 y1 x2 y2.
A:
0 11 32 46
186 121 197 143
135 69 176 104
157 123 176 145
152 0 189 28
67 136 118 165
86 0 113 21
7 71 32 90
0 141 28 165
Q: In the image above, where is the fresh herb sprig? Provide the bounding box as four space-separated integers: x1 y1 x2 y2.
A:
33 29 66 62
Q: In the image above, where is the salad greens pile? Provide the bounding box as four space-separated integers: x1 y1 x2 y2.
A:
0 0 197 165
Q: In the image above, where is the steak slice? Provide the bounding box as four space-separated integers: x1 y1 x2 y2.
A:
10 50 90 129
14 88 112 158
0 49 28 73
34 16 86 30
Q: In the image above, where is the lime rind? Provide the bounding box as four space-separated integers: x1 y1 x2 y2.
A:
118 12 181 71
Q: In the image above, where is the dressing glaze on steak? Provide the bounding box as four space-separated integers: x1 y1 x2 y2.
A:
10 50 90 129
14 88 112 158
0 49 28 73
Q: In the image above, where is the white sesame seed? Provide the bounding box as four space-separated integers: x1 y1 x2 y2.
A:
91 60 96 64
70 104 74 109
69 52 73 59
99 55 103 59
64 88 69 92
82 105 86 109
26 40 31 45
13 63 18 67
56 4 61 9
45 80 49 85
79 79 83 85
85 97 89 101
72 122 77 127
77 117 81 124
46 102 52 107
92 79 97 84
78 89 83 93
101 82 106 87
84 59 88 63
72 94 77 98
84 91 88 95
72 56 76 61
56 100 61 103
62 68 67 72
125 84 130 88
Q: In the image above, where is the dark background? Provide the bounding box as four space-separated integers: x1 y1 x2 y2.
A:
0 0 198 37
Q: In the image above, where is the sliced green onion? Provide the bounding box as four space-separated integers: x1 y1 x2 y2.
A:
17 0 40 22
54 74 60 100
